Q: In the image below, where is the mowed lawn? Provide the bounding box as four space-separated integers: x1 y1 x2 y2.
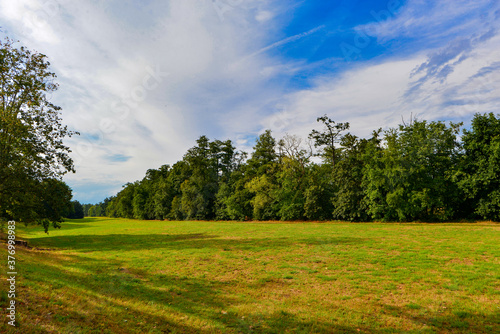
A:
2 218 499 333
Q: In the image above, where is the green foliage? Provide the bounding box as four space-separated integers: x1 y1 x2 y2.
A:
276 157 307 220
458 113 500 221
363 120 462 221
102 114 500 223
247 130 278 173
309 114 350 166
244 131 280 220
66 200 84 219
180 136 237 220
108 183 136 219
246 172 279 220
39 178 73 229
132 185 148 220
181 176 212 220
105 136 244 221
303 164 334 220
215 168 252 220
332 131 381 221
275 134 312 220
0 37 77 229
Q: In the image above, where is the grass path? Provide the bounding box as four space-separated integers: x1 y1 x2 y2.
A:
1 218 499 333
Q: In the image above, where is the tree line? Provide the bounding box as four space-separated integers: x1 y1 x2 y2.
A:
89 113 500 222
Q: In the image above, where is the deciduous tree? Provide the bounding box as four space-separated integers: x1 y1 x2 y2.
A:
458 113 500 221
0 38 77 227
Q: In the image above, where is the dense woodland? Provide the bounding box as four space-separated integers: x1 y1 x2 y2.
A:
86 113 500 222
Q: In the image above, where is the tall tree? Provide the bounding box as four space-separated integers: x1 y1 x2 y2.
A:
148 165 174 220
245 130 279 220
181 136 218 219
276 134 312 220
215 150 249 220
178 136 241 220
247 130 278 173
108 183 136 219
458 113 500 221
332 131 381 221
0 38 77 224
304 163 334 221
309 115 349 166
166 161 191 220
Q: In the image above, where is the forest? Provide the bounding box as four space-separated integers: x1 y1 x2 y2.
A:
86 113 500 223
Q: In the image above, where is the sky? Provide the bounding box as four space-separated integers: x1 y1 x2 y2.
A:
1 0 499 204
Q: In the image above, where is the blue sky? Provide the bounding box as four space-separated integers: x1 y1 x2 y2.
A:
1 0 499 204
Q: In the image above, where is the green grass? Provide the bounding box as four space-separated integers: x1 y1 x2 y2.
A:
1 218 499 333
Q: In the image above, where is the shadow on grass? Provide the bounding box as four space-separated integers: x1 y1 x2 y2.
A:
25 233 366 252
6 235 498 333
380 303 500 333
8 233 371 333
2 255 217 333
5 249 381 334
57 217 131 230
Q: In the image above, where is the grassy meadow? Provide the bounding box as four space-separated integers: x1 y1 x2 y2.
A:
1 218 499 333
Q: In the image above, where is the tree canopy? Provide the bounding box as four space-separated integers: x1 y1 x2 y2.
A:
96 113 500 223
0 38 76 230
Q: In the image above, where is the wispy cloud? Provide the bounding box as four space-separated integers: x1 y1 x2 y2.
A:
405 28 497 98
246 25 326 59
469 61 500 80
361 0 498 43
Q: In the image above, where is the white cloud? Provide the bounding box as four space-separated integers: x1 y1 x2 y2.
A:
255 10 274 22
0 0 284 202
271 59 423 141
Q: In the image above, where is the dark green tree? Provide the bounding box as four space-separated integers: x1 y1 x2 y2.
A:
82 203 93 217
457 113 500 221
309 115 349 166
363 120 461 221
216 131 278 221
245 130 280 220
166 161 191 220
247 130 278 173
0 38 77 227
304 163 334 221
38 179 72 231
275 134 312 220
215 151 250 220
67 200 84 219
107 183 136 219
181 136 219 219
332 131 381 221
147 165 173 220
